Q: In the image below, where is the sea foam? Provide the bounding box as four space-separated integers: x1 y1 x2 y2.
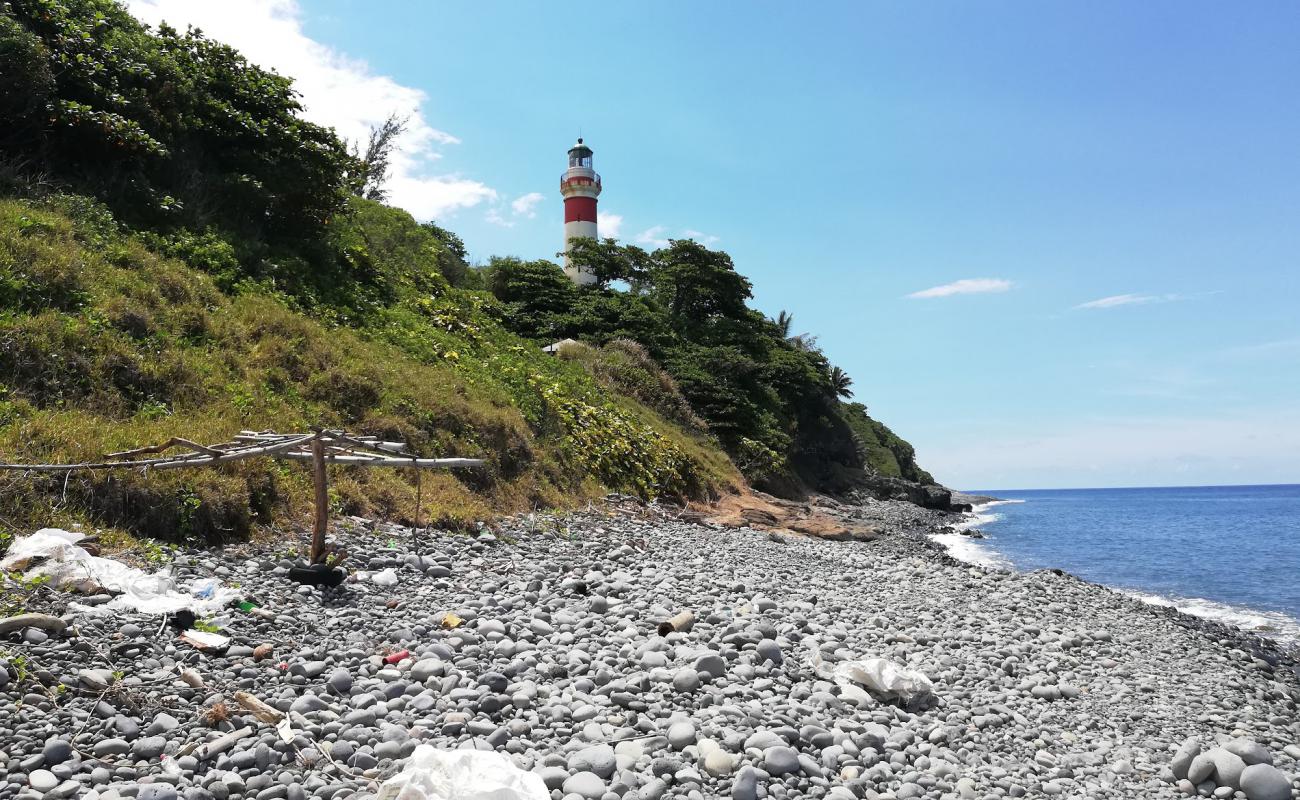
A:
1122 589 1300 649
935 497 1300 650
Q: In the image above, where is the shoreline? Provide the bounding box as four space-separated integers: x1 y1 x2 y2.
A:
1 496 1297 799
929 499 1300 662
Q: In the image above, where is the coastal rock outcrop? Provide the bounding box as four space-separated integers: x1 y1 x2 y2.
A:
850 474 964 511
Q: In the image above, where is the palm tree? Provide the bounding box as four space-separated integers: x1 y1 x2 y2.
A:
829 366 854 398
774 310 794 338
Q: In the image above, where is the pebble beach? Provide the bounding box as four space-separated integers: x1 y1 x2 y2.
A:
1 497 1297 800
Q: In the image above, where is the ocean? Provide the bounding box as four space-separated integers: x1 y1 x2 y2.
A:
931 484 1300 648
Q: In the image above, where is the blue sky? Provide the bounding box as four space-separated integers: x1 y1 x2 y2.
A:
126 1 1300 489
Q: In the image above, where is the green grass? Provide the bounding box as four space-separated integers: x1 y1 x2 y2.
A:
0 196 741 550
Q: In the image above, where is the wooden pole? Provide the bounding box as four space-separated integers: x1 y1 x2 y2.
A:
310 438 328 564
412 467 423 557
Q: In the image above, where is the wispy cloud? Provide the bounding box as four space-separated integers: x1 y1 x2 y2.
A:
1215 338 1300 360
635 225 670 249
907 278 1013 299
683 229 721 246
124 0 496 219
1075 293 1182 310
510 192 544 218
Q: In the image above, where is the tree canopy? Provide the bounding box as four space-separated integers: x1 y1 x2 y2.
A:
483 236 921 493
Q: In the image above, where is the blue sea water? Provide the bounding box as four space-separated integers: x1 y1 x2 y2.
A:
932 484 1300 647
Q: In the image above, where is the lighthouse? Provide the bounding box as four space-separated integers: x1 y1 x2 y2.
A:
560 138 601 285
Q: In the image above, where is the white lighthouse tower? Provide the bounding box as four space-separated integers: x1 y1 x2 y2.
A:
560 138 601 285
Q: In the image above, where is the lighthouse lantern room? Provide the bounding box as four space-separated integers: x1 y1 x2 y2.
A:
560 138 601 284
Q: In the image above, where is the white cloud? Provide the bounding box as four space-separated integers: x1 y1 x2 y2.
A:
510 192 545 218
600 213 624 241
635 225 670 249
1074 293 1182 310
484 207 512 228
683 229 721 246
906 278 1013 299
123 0 495 219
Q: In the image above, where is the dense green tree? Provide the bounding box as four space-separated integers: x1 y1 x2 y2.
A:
1 0 355 243
563 236 652 288
650 239 752 324
484 257 575 340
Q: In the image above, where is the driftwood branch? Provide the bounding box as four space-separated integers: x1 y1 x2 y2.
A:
105 437 225 459
0 613 68 637
276 453 484 468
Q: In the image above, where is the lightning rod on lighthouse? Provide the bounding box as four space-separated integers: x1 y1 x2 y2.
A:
560 138 601 285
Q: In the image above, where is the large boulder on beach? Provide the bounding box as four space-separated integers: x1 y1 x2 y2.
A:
1239 764 1292 800
1225 739 1273 766
1207 747 1248 790
1171 737 1201 780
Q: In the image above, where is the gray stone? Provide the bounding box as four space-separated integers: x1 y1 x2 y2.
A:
132 736 167 760
1240 763 1292 800
561 771 606 800
671 668 700 693
1208 747 1247 790
693 653 726 679
1225 739 1273 767
731 766 759 800
409 659 441 683
1172 737 1201 780
94 739 131 758
667 721 696 751
147 713 179 736
326 669 353 696
42 739 73 766
291 694 330 714
763 746 799 776
1187 753 1216 785
754 639 782 665
138 785 178 800
535 766 567 790
29 769 59 793
569 744 616 779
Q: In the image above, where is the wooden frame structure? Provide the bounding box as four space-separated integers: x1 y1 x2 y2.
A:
0 430 484 563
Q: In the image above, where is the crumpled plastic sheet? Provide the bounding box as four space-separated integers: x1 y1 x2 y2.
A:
377 746 548 800
1 528 240 616
807 639 936 707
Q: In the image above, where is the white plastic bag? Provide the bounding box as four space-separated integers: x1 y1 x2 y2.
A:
807 641 935 707
377 746 547 800
372 568 399 587
1 528 240 616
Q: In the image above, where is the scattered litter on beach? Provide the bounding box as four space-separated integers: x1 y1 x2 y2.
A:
1 528 241 615
807 640 936 709
377 746 548 800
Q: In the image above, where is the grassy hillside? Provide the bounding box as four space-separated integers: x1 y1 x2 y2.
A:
0 0 936 551
0 195 739 546
842 402 934 484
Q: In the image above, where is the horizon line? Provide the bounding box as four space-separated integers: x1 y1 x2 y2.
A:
961 481 1299 493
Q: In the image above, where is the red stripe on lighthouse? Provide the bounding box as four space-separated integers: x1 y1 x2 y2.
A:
564 196 597 223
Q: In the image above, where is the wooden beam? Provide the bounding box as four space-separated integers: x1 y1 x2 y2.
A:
275 453 484 469
0 433 317 472
310 438 329 564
